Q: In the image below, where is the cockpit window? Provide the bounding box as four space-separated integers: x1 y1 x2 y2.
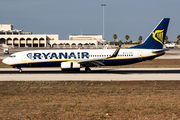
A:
9 55 16 58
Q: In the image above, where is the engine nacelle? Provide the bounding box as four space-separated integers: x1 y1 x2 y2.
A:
61 62 80 71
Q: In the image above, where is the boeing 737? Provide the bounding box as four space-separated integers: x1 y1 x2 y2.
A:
2 18 170 72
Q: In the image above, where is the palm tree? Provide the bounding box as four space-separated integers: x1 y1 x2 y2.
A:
177 35 180 45
125 35 129 43
138 36 143 44
113 34 117 45
165 35 168 44
118 40 123 45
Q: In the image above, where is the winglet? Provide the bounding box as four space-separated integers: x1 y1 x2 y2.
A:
109 45 121 58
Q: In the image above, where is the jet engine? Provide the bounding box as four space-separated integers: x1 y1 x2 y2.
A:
61 61 80 71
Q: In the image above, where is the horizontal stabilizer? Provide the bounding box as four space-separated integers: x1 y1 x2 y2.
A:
152 48 170 53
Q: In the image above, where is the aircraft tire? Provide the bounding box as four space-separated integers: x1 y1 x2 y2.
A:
19 69 22 73
85 67 91 73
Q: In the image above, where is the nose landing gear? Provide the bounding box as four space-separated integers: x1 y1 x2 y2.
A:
13 66 22 73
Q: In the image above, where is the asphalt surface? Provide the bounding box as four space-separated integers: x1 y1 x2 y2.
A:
0 68 180 81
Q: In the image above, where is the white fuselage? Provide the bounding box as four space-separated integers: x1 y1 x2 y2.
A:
2 48 162 67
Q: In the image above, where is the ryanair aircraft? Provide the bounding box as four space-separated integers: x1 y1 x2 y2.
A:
2 18 170 72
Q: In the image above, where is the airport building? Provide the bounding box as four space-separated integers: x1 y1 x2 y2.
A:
0 24 105 48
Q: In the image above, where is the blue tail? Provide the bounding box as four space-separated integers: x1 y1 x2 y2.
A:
129 18 170 49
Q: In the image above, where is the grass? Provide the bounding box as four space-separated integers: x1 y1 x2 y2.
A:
1 59 180 119
1 81 180 119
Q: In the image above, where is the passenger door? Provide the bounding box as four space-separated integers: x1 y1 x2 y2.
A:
138 51 142 60
22 53 26 62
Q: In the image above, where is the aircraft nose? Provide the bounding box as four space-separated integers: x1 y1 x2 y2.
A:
2 58 9 65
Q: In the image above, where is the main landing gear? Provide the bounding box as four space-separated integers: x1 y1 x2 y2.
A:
85 67 91 73
19 68 22 73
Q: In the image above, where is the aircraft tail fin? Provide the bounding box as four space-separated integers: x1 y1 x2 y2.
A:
130 18 170 49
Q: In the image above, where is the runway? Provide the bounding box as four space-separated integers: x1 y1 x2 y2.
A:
0 68 180 81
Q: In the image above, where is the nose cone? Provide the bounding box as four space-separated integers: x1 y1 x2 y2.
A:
2 58 9 65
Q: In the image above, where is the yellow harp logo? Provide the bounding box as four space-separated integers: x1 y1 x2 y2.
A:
152 29 164 45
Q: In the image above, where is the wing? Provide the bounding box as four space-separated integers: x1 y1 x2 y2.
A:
78 45 121 66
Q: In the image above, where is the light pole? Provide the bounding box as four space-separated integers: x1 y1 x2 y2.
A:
101 4 106 40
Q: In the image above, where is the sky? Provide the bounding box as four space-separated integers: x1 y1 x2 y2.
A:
0 0 180 42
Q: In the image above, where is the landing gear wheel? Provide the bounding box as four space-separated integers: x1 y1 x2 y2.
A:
19 69 22 73
85 67 91 73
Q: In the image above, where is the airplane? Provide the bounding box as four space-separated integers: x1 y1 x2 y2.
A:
2 18 170 73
